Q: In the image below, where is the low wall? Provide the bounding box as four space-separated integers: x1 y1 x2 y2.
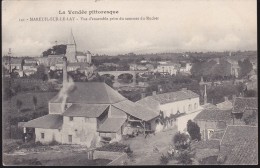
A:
93 151 123 160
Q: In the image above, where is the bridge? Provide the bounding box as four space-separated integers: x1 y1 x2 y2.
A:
98 70 149 83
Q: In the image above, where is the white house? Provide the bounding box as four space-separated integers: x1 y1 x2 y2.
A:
155 63 181 75
136 88 203 131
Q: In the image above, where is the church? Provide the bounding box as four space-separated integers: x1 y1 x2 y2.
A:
44 30 93 75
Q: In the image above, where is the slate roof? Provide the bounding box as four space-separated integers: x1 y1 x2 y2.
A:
97 118 126 133
218 125 258 165
50 82 127 104
194 109 232 122
137 89 199 105
63 104 109 117
113 100 159 121
233 97 258 113
24 114 63 129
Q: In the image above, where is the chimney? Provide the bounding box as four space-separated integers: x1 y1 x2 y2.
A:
204 84 207 105
141 93 146 99
63 57 68 84
152 91 157 96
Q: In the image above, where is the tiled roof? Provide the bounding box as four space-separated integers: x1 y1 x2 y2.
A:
137 89 199 105
210 130 225 140
194 109 232 122
97 118 126 133
201 103 219 109
218 125 258 165
113 100 159 121
23 63 37 67
68 62 90 68
191 139 220 150
233 97 258 113
24 114 63 129
50 82 127 104
63 104 109 117
135 97 161 112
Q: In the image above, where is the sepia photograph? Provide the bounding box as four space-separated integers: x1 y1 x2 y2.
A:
2 0 258 166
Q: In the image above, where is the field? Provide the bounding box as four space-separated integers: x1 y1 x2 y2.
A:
2 91 58 139
3 144 111 166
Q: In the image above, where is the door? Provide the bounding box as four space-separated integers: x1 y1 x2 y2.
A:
68 135 72 143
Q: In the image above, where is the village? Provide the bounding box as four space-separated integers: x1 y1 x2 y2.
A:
2 29 258 166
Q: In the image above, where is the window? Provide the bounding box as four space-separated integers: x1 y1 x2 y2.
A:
68 135 72 143
194 103 197 109
207 129 214 140
188 104 192 111
69 117 73 121
41 133 44 139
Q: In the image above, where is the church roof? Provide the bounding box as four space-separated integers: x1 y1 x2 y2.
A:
50 82 127 104
67 30 76 45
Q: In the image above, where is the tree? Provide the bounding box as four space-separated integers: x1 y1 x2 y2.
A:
238 58 253 78
172 132 189 150
16 99 23 113
33 96 37 111
32 64 48 81
187 120 201 141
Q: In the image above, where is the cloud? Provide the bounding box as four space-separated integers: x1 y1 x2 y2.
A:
2 0 257 56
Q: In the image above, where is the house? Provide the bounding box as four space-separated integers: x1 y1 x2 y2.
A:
155 63 181 75
194 109 232 140
216 97 233 110
23 63 38 71
76 51 92 64
145 64 155 71
10 58 24 72
129 63 148 71
136 88 202 131
24 58 159 146
217 125 258 165
231 97 258 125
179 62 192 74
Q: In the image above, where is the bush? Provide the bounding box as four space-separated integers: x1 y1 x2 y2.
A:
160 154 169 165
173 132 190 150
177 151 192 165
187 120 201 141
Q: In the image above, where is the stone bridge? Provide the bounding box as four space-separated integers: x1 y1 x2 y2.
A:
98 70 148 83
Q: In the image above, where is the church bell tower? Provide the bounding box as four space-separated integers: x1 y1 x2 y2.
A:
66 29 77 63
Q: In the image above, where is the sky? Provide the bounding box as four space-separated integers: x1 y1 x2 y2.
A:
2 0 257 56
